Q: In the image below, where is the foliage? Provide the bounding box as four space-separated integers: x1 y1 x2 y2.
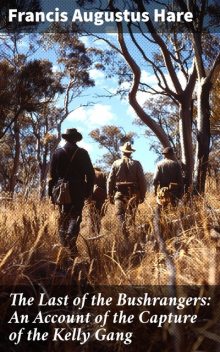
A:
136 95 181 158
89 125 136 170
0 32 97 194
0 58 63 118
0 0 41 31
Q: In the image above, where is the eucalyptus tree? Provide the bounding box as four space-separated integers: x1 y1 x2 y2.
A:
89 125 136 170
83 0 220 192
176 0 220 191
0 55 63 193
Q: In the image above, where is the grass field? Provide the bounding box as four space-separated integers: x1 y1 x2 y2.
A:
0 188 219 286
0 188 220 352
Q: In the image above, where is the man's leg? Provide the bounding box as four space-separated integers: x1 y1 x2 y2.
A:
58 208 70 246
115 198 127 223
126 195 139 226
58 204 83 256
90 201 102 234
66 212 82 255
114 196 130 239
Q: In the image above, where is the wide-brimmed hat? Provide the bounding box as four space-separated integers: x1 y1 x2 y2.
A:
120 142 135 153
162 147 174 155
61 128 82 142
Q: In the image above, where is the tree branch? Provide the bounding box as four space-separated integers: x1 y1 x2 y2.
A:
0 109 22 139
116 21 171 147
128 23 179 100
137 0 183 95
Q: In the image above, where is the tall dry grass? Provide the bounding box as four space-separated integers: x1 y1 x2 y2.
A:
0 189 220 352
0 189 219 286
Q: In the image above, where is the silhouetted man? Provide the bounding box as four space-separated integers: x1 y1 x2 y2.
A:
49 128 94 255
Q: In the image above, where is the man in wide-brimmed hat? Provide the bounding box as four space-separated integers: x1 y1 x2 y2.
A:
61 128 83 142
107 142 146 227
49 128 94 255
153 146 184 205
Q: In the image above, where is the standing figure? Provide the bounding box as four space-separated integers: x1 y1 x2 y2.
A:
153 147 184 206
49 128 94 255
92 166 107 213
89 166 107 234
107 142 146 226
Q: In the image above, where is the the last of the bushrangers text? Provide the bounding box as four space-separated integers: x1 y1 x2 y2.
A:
10 292 210 311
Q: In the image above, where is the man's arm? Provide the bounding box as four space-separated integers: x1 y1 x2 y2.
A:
83 151 95 199
107 164 116 203
153 165 160 195
48 152 58 198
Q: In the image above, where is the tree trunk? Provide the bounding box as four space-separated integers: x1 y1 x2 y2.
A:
179 98 194 189
193 79 211 193
9 120 21 194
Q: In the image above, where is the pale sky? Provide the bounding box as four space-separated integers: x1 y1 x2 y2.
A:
16 33 170 173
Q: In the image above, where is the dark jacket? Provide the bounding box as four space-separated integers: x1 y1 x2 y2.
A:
49 142 95 207
92 168 107 210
